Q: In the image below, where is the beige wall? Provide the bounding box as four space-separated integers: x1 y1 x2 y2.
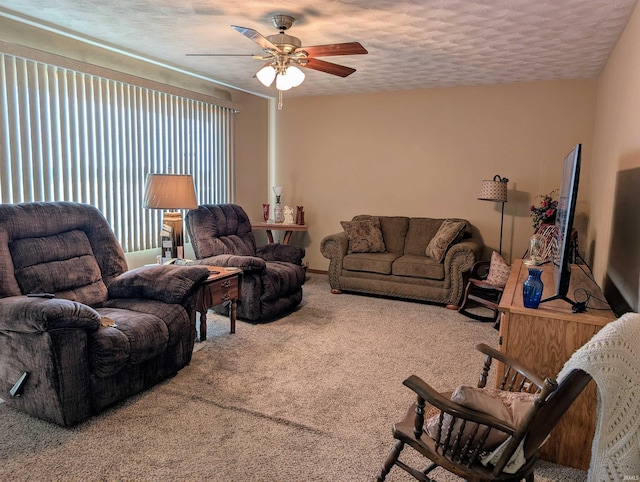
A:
275 80 597 270
589 1 640 287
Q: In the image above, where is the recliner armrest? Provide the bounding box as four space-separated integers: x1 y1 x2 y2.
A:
107 265 210 304
256 243 305 265
191 254 267 272
0 296 101 333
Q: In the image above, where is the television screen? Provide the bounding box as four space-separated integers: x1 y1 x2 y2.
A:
541 143 581 307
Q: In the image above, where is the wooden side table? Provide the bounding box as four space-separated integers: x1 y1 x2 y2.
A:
196 266 241 340
251 221 308 245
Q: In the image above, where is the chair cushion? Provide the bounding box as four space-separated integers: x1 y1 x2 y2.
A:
9 229 108 306
425 219 467 262
90 306 173 377
260 261 306 301
340 218 386 254
425 386 536 450
485 251 511 288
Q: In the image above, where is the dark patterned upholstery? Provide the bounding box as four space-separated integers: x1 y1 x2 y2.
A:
186 204 306 322
0 202 210 426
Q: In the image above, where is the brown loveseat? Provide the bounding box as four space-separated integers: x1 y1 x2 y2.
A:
320 215 483 306
0 202 210 426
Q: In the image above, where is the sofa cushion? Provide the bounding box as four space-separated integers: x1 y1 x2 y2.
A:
343 252 400 275
425 219 467 262
403 218 446 256
485 251 511 288
340 218 386 254
9 229 108 306
353 215 410 254
392 255 445 280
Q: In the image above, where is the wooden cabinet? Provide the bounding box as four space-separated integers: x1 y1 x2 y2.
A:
498 259 615 470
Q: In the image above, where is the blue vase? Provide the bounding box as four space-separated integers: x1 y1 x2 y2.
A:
523 268 544 309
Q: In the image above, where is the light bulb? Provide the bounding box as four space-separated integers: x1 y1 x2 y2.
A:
275 73 293 91
256 65 276 87
286 65 305 87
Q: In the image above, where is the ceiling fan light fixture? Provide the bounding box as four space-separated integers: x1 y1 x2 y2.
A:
256 65 276 87
285 65 305 87
275 72 294 91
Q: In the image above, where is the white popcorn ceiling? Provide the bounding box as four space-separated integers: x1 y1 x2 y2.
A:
0 0 637 98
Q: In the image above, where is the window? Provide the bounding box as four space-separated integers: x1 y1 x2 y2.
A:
0 52 235 252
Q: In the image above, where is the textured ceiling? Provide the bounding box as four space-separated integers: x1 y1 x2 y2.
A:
0 0 637 99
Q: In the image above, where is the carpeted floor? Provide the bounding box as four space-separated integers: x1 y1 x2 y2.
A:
0 273 587 481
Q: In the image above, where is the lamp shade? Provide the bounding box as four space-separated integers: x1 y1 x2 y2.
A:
275 72 294 91
142 174 198 210
256 65 276 87
478 175 508 203
285 65 305 87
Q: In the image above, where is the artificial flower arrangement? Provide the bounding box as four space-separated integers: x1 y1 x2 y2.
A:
530 189 558 230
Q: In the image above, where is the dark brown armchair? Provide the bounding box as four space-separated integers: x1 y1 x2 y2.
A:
185 203 306 322
0 202 210 426
377 343 591 482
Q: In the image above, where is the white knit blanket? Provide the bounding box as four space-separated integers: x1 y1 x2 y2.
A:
557 312 640 481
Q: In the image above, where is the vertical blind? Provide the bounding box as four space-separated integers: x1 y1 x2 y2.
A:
0 52 235 252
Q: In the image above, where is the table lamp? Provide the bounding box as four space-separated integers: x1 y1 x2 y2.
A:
478 174 509 255
142 173 198 259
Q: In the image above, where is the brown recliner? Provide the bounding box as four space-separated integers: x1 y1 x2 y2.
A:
186 203 306 322
0 202 209 426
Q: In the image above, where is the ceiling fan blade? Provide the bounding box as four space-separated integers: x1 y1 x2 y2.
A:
231 25 281 53
186 53 262 57
302 58 356 77
297 42 368 57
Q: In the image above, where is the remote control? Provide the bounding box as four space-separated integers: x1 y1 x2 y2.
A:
27 293 55 298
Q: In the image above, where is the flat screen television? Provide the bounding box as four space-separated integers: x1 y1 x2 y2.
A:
540 143 581 307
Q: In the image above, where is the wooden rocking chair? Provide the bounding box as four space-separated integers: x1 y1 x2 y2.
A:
376 343 592 482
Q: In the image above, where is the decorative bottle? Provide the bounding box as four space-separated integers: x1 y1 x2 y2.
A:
523 268 544 309
273 186 284 223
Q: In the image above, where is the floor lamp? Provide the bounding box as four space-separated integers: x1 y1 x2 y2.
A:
142 173 198 259
478 175 509 255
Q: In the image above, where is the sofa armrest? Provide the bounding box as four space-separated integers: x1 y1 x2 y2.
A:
443 236 484 305
191 254 266 272
0 296 101 333
107 265 210 305
256 243 305 265
320 231 349 290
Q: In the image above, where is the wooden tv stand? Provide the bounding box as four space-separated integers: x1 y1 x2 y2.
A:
497 259 615 470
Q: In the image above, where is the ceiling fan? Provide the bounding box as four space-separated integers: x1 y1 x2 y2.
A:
187 14 368 108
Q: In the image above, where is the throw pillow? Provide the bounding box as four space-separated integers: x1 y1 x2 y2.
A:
340 218 386 254
425 219 467 262
485 251 511 288
424 386 536 451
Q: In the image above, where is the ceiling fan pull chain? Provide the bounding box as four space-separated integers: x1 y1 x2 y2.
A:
278 90 284 110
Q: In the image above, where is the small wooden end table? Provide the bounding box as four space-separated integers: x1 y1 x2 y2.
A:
196 266 241 340
251 221 308 245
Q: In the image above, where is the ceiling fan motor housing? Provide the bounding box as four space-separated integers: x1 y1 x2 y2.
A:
267 33 302 54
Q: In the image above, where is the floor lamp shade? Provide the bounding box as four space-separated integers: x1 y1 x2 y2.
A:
142 174 198 259
478 175 509 254
478 175 508 203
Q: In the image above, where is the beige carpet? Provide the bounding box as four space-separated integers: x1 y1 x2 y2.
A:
0 274 587 481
